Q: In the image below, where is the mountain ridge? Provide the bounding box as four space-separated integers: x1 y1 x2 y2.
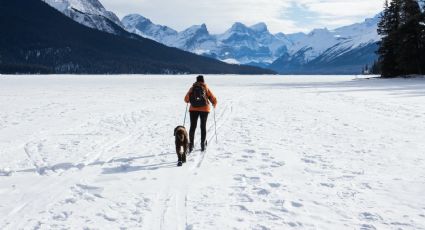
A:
0 0 274 74
122 13 381 74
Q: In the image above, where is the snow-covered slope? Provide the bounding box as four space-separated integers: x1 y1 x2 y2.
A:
42 0 124 34
121 13 380 72
1 75 425 229
121 14 178 45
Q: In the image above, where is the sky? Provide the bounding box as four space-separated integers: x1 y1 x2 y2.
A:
99 0 384 34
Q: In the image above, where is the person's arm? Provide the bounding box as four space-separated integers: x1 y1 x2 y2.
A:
184 88 192 103
207 88 217 108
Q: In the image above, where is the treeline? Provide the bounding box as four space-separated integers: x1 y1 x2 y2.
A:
362 61 381 75
0 64 53 74
377 0 425 77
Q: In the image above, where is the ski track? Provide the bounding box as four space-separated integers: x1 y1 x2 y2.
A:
0 75 425 229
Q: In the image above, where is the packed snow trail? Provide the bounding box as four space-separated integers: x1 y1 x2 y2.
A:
0 75 425 229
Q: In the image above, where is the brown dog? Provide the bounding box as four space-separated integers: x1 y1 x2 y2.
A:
174 126 189 166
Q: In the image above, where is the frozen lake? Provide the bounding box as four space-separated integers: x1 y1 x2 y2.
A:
1 75 425 229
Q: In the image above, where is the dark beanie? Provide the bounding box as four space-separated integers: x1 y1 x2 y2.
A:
196 75 205 83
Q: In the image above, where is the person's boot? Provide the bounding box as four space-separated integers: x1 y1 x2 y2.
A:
189 143 194 153
201 141 207 152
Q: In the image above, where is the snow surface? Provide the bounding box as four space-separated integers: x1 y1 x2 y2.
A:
1 75 425 229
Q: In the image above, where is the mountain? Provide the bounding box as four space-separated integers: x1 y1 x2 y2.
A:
271 15 380 74
122 16 290 66
173 24 217 53
42 0 124 35
122 14 178 44
0 0 274 74
215 22 290 65
270 43 378 74
122 13 381 74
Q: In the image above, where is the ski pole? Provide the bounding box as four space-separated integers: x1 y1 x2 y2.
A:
214 107 218 143
183 103 189 127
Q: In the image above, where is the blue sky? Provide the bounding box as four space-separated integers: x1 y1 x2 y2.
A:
100 0 383 34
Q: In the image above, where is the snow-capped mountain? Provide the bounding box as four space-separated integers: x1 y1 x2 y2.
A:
286 15 379 62
216 22 290 65
270 14 380 74
122 15 290 65
173 24 217 53
42 0 124 34
121 13 380 73
121 14 177 45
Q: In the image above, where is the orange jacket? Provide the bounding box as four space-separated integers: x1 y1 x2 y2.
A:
184 82 217 112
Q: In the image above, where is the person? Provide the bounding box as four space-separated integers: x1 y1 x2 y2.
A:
184 75 217 152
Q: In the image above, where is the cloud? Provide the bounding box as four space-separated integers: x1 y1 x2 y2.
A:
99 0 383 34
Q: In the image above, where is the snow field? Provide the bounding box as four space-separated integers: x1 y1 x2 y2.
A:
0 75 425 229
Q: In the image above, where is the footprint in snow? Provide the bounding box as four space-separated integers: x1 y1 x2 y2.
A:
237 193 254 202
52 211 72 221
271 161 285 168
302 158 316 164
237 159 248 163
256 188 270 196
291 201 303 208
359 212 383 222
320 182 335 188
261 172 273 177
74 184 104 199
244 149 256 154
96 213 117 222
268 183 281 188
360 224 377 230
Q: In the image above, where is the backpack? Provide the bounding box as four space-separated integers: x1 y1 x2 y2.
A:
190 84 208 107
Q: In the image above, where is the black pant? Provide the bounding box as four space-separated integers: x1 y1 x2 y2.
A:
189 111 209 146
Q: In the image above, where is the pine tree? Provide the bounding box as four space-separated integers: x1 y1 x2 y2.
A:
371 60 382 74
397 0 423 75
419 0 425 73
378 0 402 77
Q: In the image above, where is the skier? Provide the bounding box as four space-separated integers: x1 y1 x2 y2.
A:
184 75 217 152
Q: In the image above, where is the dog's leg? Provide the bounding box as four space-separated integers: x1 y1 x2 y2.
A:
183 141 189 162
176 144 182 162
181 140 187 163
182 146 187 164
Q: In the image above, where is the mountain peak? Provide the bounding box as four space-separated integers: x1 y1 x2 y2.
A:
230 22 249 31
186 23 207 31
42 0 123 33
364 13 381 26
181 24 210 36
122 14 151 24
308 28 330 36
124 13 144 19
250 22 268 33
